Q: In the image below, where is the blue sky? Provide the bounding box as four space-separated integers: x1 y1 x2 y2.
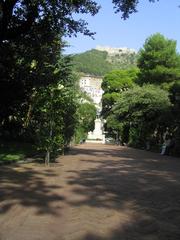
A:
64 0 180 54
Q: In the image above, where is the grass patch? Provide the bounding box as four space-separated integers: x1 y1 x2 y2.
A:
0 141 36 163
0 153 24 162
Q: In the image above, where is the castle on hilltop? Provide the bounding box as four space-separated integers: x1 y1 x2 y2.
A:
96 45 136 55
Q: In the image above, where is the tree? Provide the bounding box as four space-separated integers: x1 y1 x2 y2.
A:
0 0 100 42
24 52 79 164
136 33 180 154
78 102 96 131
75 102 96 143
101 68 138 117
30 81 77 165
112 0 159 19
102 68 138 93
169 81 180 154
0 0 160 42
0 22 69 139
137 33 180 89
111 85 171 147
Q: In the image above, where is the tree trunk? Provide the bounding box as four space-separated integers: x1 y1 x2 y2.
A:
45 150 50 166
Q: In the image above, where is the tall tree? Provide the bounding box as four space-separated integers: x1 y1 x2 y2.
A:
0 0 100 42
0 0 161 42
137 33 180 89
77 102 96 131
26 55 79 164
0 20 66 138
112 0 159 19
30 81 77 165
101 68 138 117
111 85 172 147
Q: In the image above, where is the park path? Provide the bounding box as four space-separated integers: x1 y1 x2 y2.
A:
0 144 180 240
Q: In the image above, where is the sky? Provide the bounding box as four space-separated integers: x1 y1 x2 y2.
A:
64 0 180 54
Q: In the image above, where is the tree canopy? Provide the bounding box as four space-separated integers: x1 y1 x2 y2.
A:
112 0 159 19
74 101 96 143
110 84 172 146
0 0 100 41
0 0 160 42
101 68 138 118
100 33 180 154
137 33 180 88
113 85 171 124
102 68 138 93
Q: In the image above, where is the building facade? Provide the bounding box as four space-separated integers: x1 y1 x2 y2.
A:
79 75 105 143
79 75 104 107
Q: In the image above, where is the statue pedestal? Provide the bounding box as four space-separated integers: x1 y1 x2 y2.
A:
87 118 105 143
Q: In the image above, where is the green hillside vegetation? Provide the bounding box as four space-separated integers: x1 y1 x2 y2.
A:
72 49 137 76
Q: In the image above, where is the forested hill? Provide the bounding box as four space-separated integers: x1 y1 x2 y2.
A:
72 47 137 76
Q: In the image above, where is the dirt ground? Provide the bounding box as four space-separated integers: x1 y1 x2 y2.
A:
0 143 180 240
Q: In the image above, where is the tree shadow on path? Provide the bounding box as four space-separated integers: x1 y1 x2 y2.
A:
67 145 180 240
0 164 65 216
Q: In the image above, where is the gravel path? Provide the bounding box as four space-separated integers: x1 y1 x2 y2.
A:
0 143 180 240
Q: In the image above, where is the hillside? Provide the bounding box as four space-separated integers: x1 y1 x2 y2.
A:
72 47 137 76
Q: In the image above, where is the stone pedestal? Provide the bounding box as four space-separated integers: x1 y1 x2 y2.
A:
87 118 105 143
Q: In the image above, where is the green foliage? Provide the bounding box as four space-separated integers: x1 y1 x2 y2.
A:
74 127 87 144
0 0 161 42
1 0 159 42
134 33 180 152
0 142 35 162
137 33 180 88
75 102 96 143
169 81 180 143
30 82 77 163
99 33 180 154
112 85 171 146
1 1 180 157
78 102 96 131
112 0 159 19
0 17 80 144
0 1 100 42
73 49 112 76
102 68 138 93
102 92 121 118
114 85 171 122
0 23 64 138
102 68 138 117
73 49 137 76
170 81 180 99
